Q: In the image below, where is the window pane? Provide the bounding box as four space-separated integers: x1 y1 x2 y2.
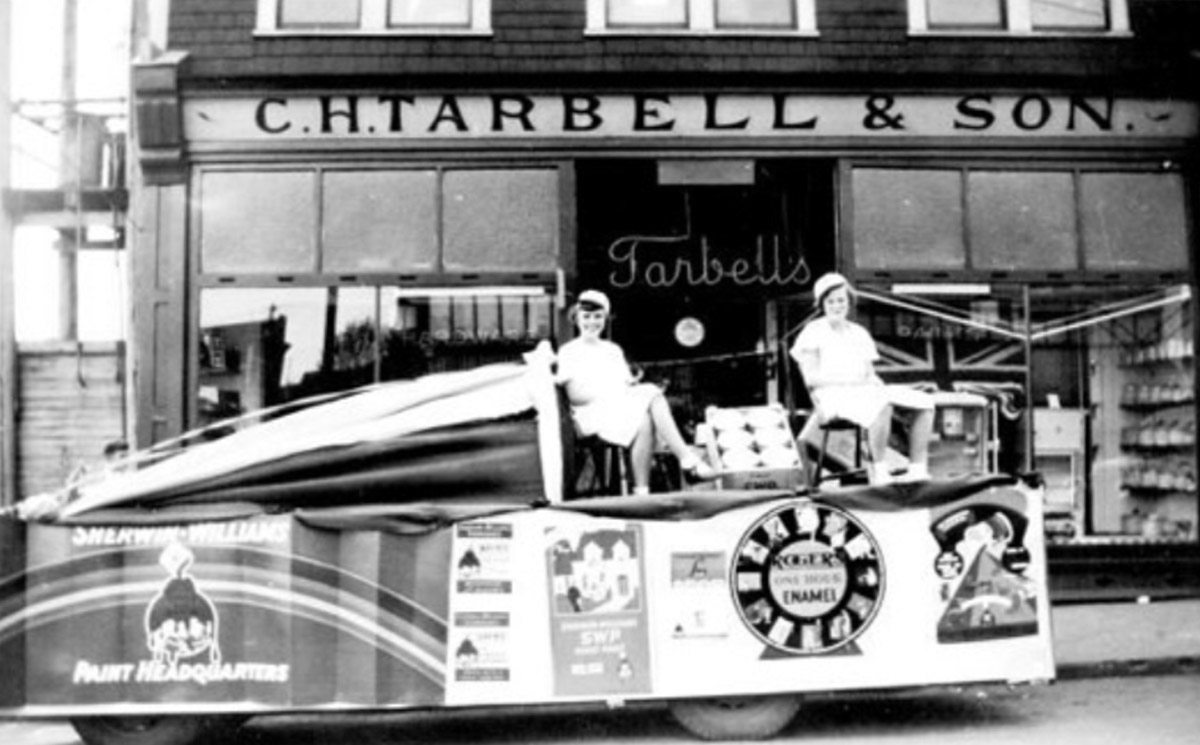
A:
279 0 361 27
716 0 795 28
323 170 439 273
442 169 560 272
1081 173 1188 271
380 289 552 380
926 0 1004 28
389 0 471 27
969 172 1077 271
200 171 316 274
198 287 379 425
1032 0 1107 29
608 0 688 27
852 169 966 270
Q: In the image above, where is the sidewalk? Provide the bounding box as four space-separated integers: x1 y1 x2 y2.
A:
1052 597 1200 679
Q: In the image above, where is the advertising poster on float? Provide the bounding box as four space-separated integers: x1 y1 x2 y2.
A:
546 521 651 697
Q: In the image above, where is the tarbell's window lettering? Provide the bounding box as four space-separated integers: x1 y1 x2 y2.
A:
912 0 1128 34
590 0 816 34
260 0 490 34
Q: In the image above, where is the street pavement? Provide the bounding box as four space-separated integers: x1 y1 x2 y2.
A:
1052 597 1200 679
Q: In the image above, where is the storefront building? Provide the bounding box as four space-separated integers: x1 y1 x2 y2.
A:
130 0 1199 599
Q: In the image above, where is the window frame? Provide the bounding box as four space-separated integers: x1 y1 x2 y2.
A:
256 0 492 36
586 0 818 36
908 0 1130 37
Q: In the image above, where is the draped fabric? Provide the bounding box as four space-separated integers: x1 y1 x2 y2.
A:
52 363 562 521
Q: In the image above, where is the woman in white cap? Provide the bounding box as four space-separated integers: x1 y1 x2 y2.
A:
790 272 934 484
555 290 716 494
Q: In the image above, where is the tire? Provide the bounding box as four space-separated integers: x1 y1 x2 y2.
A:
669 695 801 741
71 716 231 745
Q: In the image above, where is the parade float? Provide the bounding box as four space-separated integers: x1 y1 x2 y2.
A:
0 360 1054 744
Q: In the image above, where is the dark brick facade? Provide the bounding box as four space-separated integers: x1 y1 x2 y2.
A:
167 0 1199 92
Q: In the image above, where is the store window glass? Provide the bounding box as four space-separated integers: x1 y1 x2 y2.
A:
912 0 1127 33
969 171 1077 271
198 286 553 424
442 169 560 272
200 171 316 274
1032 0 1107 30
1080 172 1188 271
197 287 378 424
279 0 361 28
380 288 552 380
926 0 1004 28
851 168 966 270
716 0 796 28
390 0 472 27
607 0 689 27
261 0 489 33
323 169 439 272
592 0 815 32
1029 286 1195 545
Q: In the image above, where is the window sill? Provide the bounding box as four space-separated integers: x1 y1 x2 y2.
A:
906 29 1133 40
584 29 819 38
253 29 494 38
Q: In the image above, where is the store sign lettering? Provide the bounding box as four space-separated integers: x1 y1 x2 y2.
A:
186 93 1197 141
608 235 810 290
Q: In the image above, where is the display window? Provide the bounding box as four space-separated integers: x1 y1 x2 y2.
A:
784 283 1197 546
196 286 553 426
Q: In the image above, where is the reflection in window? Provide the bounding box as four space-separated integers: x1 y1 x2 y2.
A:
1032 0 1107 29
380 288 553 380
197 286 552 424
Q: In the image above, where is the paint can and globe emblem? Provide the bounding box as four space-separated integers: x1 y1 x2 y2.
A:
732 500 884 654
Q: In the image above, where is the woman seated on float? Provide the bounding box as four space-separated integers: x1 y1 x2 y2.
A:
791 273 935 484
550 290 717 495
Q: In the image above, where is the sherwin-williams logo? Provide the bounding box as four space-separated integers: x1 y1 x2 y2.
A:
146 542 221 666
733 501 884 655
72 540 291 687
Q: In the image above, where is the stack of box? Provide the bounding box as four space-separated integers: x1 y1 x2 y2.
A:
700 404 803 490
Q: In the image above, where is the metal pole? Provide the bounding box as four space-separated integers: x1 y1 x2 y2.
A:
1023 283 1034 473
58 0 80 341
0 0 17 505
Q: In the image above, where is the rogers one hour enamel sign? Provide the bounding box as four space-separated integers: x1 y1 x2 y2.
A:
733 501 884 655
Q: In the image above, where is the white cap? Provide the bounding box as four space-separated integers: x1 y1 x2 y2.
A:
577 289 611 313
813 272 850 308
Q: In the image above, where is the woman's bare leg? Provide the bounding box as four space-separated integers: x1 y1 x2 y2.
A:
628 414 655 491
647 392 693 462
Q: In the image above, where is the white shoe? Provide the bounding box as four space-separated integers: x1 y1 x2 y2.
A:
871 464 893 485
901 463 930 482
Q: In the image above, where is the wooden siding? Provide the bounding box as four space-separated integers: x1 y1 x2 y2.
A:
166 0 1199 91
16 343 125 499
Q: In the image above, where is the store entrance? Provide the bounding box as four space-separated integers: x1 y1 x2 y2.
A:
574 158 837 440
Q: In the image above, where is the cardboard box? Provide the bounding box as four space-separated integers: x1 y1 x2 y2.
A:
701 405 803 491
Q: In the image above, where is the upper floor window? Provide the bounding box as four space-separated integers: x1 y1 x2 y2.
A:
257 0 491 34
910 0 1129 35
587 0 817 34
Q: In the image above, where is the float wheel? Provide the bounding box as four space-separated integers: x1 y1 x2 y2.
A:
71 715 242 745
669 695 801 741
